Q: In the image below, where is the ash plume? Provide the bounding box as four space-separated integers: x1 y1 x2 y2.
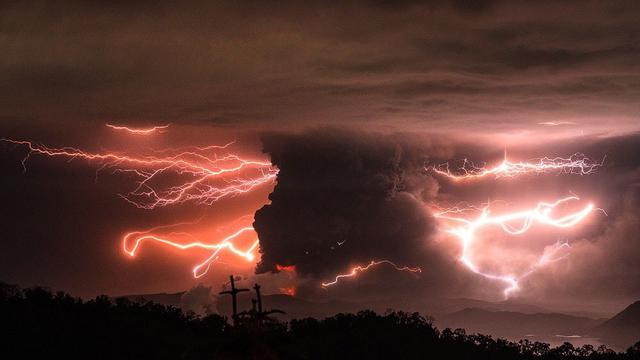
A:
253 129 460 295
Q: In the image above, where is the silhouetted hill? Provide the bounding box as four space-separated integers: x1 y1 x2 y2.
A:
3 283 640 359
594 301 640 349
217 292 361 320
439 308 603 340
429 298 550 315
117 289 639 350
117 291 184 307
117 290 608 324
117 290 361 320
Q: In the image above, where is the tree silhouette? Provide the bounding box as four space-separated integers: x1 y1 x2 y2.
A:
1 282 638 359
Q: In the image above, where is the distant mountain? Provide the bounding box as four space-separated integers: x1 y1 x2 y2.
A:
113 291 571 321
438 308 603 340
425 298 550 316
593 301 640 348
114 290 613 337
220 295 551 321
113 290 640 350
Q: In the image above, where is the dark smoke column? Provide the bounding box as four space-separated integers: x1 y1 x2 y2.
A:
253 129 441 283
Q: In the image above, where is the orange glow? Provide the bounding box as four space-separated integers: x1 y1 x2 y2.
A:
105 123 170 134
2 138 274 278
321 260 422 288
429 153 602 181
275 264 296 272
434 196 599 298
279 287 296 296
123 226 259 278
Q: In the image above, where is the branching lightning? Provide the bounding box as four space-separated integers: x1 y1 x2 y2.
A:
429 153 602 181
123 226 259 278
1 139 278 209
434 196 597 298
321 260 422 287
2 138 276 278
3 136 607 296
106 123 170 134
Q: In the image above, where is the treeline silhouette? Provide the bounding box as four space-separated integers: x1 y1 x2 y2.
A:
2 283 639 359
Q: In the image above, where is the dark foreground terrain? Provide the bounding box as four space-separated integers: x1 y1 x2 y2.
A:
2 283 639 360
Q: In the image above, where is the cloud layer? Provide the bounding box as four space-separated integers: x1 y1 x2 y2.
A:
1 1 639 135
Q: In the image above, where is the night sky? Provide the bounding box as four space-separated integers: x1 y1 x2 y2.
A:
1 1 639 313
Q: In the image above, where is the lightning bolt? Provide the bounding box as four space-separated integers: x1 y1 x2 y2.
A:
2 137 606 296
434 196 597 298
1 139 278 209
538 121 576 126
123 226 259 278
2 138 275 278
429 153 602 181
321 260 422 288
105 123 170 134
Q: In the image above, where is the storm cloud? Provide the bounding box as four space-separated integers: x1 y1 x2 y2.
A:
517 133 640 305
1 0 639 136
